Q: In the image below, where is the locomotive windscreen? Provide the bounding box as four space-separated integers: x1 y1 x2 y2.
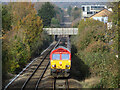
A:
52 54 60 60
62 54 69 60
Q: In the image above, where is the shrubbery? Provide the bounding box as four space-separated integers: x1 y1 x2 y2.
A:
2 3 53 81
38 2 55 27
71 18 119 88
78 52 119 88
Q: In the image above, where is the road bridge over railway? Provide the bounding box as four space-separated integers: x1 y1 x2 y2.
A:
43 28 78 35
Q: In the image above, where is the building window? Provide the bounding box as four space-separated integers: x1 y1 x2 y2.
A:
91 6 105 10
87 12 93 14
82 7 85 11
87 7 90 11
102 18 104 22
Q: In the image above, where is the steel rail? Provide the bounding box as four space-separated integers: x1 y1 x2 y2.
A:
21 52 49 90
53 78 56 90
4 42 55 90
35 61 50 90
21 38 61 90
35 38 61 90
65 79 69 90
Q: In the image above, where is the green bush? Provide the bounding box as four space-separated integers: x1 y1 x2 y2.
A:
2 3 53 78
71 18 119 88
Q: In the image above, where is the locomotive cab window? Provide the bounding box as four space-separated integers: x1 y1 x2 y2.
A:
62 54 69 60
52 54 60 60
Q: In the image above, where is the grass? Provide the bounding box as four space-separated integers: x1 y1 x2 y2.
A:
80 77 101 88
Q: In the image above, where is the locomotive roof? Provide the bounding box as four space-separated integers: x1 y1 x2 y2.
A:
52 46 71 53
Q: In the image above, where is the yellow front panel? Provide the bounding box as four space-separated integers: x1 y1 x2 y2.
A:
51 60 71 69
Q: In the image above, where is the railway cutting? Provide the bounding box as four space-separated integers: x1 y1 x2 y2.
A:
4 36 82 90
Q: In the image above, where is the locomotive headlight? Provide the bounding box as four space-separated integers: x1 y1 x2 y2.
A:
52 65 56 67
66 65 69 67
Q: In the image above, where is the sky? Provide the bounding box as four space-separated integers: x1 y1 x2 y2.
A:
2 0 119 2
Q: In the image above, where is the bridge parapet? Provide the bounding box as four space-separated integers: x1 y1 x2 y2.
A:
43 28 78 35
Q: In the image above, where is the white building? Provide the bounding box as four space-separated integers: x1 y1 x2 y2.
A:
89 8 112 23
81 5 107 18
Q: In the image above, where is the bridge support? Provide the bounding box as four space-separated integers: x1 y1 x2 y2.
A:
67 35 71 51
54 35 58 41
68 35 71 38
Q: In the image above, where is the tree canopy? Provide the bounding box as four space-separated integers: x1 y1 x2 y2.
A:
51 17 60 27
38 2 55 27
67 6 72 16
2 5 12 33
2 3 52 83
71 2 120 87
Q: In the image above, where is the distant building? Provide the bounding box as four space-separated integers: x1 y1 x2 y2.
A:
81 5 107 18
89 8 112 23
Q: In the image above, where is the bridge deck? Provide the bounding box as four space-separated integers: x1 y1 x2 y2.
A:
43 28 78 35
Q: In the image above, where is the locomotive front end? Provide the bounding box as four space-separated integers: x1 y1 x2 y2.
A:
50 46 71 77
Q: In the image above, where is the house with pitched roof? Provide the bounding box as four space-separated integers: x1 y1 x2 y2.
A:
89 8 112 23
81 5 107 18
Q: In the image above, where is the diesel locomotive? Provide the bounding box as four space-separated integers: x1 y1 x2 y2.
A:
50 36 71 77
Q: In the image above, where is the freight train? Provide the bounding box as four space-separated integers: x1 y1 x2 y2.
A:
50 36 71 77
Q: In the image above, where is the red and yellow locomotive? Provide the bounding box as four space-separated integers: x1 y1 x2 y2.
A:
50 46 71 77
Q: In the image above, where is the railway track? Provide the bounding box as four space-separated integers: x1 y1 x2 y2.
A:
53 78 69 90
4 38 61 90
3 36 84 90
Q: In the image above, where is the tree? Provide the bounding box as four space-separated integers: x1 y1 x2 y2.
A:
71 7 81 20
11 2 36 26
2 2 43 75
38 2 55 27
108 2 120 88
67 6 72 16
74 7 78 10
51 18 60 27
21 12 43 55
71 10 119 87
2 2 37 33
2 5 12 33
54 6 64 23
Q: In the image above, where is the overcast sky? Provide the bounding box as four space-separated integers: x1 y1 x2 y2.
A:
2 0 119 2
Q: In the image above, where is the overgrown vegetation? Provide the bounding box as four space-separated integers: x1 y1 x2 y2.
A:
2 2 53 84
38 2 55 27
53 5 64 24
37 2 63 28
71 14 119 88
69 6 82 28
70 6 81 21
67 6 72 16
51 17 60 27
2 4 12 33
